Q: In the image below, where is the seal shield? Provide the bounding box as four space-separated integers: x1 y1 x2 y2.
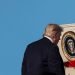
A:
61 31 75 61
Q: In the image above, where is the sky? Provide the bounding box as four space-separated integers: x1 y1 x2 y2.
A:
0 0 75 75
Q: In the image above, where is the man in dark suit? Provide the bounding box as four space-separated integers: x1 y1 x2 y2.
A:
21 24 65 75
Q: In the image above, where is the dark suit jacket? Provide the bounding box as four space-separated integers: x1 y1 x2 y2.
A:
22 37 65 75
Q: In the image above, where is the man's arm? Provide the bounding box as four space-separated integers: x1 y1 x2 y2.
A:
48 45 65 75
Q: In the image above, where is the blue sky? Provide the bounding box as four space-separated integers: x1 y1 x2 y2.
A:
0 0 75 75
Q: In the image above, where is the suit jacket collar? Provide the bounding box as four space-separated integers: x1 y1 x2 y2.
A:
42 37 58 46
42 37 53 44
44 36 53 43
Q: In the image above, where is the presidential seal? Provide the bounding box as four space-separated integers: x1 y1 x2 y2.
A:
61 31 75 61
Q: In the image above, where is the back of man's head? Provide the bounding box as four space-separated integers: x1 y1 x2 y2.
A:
43 24 63 37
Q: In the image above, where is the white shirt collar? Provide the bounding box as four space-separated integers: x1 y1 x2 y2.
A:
44 36 53 43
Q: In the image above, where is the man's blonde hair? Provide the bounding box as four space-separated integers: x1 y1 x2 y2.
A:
43 24 63 37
